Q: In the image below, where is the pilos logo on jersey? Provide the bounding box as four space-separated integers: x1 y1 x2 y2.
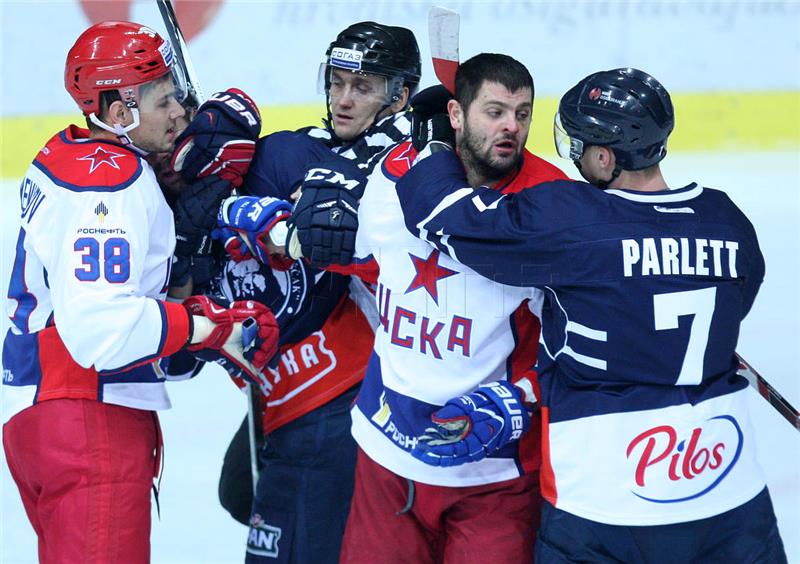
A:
625 415 743 503
247 514 281 558
330 47 363 70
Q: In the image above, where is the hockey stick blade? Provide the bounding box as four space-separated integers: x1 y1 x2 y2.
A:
156 0 204 106
428 6 459 94
737 353 800 432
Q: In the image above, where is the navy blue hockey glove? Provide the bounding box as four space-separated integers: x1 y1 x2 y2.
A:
285 160 367 267
170 175 234 288
412 380 532 467
410 84 455 152
214 196 293 263
171 88 261 189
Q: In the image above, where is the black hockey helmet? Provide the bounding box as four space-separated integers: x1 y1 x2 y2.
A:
320 21 421 103
554 68 674 170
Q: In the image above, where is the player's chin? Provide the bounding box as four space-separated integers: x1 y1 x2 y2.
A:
334 123 361 142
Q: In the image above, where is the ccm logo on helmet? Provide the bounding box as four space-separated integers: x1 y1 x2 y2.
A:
95 79 122 86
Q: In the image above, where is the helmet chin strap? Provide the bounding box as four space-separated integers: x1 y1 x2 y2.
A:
88 109 150 156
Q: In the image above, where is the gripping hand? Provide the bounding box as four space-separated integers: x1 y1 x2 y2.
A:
170 176 234 288
285 160 367 267
184 295 279 387
214 196 293 263
410 84 455 151
171 88 261 188
411 380 532 467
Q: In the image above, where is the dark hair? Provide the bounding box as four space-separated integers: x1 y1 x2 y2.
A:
86 90 122 131
454 53 534 113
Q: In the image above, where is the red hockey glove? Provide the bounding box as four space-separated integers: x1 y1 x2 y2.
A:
184 295 278 384
171 88 261 188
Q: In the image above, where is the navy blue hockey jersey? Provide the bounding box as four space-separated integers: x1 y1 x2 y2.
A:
396 150 767 526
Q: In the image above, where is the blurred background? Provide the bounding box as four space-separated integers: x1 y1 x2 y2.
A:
2 2 798 562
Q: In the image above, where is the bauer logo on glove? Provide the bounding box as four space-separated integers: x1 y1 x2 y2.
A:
171 88 262 188
411 380 532 468
214 195 293 264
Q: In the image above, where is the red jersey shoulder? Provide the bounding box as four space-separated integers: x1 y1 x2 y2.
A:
381 141 418 181
503 149 569 194
34 125 142 192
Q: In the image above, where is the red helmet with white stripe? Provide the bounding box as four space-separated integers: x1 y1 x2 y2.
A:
64 21 186 116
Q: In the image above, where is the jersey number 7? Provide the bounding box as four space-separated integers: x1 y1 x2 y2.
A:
653 287 716 386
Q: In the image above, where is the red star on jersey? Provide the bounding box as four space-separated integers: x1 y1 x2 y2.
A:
405 249 458 304
76 146 127 174
391 143 415 170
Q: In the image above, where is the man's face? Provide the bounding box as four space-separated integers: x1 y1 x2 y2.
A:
128 75 186 154
454 81 532 182
145 109 191 195
328 68 390 141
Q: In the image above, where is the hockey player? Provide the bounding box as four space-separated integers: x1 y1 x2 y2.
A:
174 22 421 562
394 68 788 562
2 22 278 563
272 54 568 563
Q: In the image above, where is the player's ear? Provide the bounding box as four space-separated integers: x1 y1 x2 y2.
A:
599 146 616 172
448 99 463 131
389 86 410 113
107 99 132 127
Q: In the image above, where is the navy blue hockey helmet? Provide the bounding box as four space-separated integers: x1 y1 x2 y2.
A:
554 68 674 170
320 21 421 103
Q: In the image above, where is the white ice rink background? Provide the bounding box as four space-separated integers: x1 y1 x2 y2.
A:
2 1 799 562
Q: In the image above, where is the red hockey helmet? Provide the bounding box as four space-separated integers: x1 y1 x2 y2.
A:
65 21 187 116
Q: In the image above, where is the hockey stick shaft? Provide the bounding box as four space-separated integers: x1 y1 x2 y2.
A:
156 0 263 488
737 354 800 432
156 0 205 106
428 7 459 94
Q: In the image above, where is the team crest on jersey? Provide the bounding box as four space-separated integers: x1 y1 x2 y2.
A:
406 249 458 304
223 259 307 323
381 141 417 181
247 514 281 558
76 146 126 174
625 414 743 503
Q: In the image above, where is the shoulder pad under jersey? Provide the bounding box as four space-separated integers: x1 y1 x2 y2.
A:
32 125 143 193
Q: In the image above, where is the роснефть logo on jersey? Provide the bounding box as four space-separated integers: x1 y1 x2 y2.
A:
625 415 743 503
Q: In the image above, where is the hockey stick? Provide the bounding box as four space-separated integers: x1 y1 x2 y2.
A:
156 0 262 490
428 7 459 94
156 0 204 107
737 354 800 432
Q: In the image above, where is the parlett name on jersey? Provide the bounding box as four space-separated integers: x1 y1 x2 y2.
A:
622 237 739 278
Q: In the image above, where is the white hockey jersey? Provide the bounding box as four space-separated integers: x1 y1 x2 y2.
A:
348 142 567 486
3 126 190 423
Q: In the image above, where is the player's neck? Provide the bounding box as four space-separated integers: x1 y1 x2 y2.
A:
610 168 669 192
